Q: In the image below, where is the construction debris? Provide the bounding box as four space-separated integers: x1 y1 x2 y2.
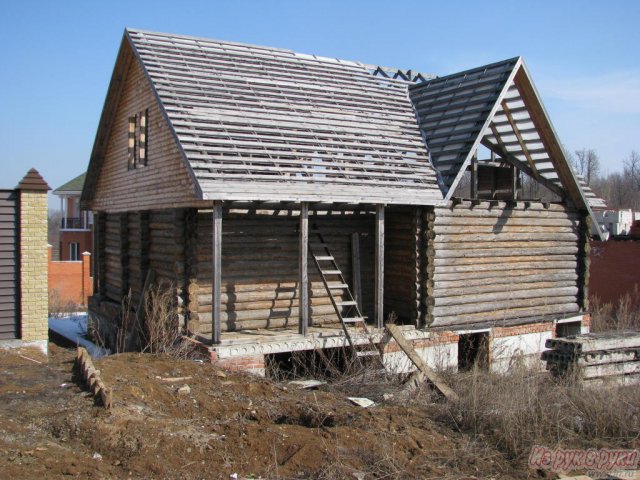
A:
347 397 375 408
543 331 640 385
289 379 327 389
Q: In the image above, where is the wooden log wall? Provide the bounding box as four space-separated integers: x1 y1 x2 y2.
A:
100 209 184 318
103 213 125 302
95 212 106 296
384 206 423 324
127 212 142 306
189 209 375 334
425 200 583 328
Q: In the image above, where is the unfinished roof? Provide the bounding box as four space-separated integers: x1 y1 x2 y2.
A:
410 57 603 238
120 29 444 205
576 175 607 209
83 28 602 225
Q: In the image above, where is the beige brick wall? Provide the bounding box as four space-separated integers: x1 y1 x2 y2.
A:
20 190 49 341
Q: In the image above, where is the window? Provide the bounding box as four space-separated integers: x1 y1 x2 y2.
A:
458 332 490 371
128 109 148 169
69 242 80 261
555 321 581 338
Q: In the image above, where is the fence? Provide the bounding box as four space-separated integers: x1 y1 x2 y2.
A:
0 169 50 347
48 245 93 307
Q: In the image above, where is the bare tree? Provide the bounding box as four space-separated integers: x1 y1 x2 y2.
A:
573 149 600 185
48 210 62 261
624 150 640 190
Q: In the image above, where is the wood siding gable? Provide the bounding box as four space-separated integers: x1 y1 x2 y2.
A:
84 37 201 213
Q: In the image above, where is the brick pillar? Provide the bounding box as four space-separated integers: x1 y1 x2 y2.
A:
16 169 50 343
82 251 92 305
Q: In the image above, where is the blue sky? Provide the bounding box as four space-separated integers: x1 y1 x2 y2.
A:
1 0 638 201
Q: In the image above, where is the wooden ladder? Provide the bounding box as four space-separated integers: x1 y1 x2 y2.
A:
309 227 383 365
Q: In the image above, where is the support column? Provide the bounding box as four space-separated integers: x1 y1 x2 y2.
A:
211 201 222 344
298 202 309 335
470 151 478 199
351 233 362 311
511 164 518 201
375 204 385 328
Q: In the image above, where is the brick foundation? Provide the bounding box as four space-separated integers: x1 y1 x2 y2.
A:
212 352 265 374
492 322 553 338
383 330 459 354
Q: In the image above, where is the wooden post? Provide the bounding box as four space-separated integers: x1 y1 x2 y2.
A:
375 204 385 328
511 164 518 201
470 151 478 199
351 233 362 311
211 201 222 344
299 202 309 336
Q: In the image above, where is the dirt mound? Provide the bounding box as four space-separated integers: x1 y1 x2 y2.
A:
0 344 525 479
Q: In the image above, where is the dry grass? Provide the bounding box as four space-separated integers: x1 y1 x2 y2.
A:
89 281 198 359
435 365 640 462
591 284 640 332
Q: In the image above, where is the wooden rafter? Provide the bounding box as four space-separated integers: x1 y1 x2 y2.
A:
500 100 539 177
482 130 565 198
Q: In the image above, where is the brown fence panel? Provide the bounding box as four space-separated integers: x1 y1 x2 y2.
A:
0 189 19 339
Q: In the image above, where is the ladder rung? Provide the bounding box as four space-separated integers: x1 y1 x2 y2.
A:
327 283 348 289
337 301 357 306
356 350 379 357
314 256 334 261
321 270 341 275
342 317 365 323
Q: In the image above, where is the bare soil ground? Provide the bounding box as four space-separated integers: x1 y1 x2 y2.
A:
0 342 534 479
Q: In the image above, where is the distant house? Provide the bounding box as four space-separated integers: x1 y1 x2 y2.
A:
53 173 93 261
81 29 602 373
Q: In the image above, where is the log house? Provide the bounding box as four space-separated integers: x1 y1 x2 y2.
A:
82 30 602 372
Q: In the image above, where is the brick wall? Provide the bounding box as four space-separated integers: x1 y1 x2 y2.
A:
19 190 49 341
210 351 265 374
492 322 553 338
383 330 459 354
48 246 93 306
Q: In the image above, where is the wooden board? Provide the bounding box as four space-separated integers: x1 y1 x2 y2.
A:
386 324 458 402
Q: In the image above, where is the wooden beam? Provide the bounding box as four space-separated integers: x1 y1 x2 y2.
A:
470 151 478 199
351 233 363 311
299 202 309 335
375 204 385 328
385 324 459 402
351 233 362 311
511 164 518 201
482 132 565 198
211 201 222 344
501 100 538 176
